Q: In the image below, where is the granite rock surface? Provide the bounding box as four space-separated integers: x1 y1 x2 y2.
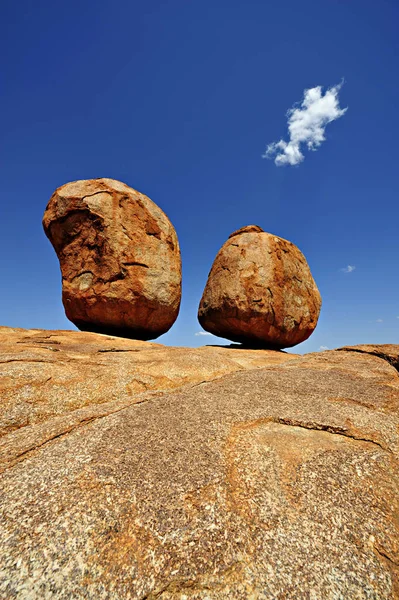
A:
0 327 398 599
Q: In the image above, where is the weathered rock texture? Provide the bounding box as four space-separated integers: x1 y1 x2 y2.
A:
198 225 322 348
0 327 398 599
0 326 295 446
43 178 181 340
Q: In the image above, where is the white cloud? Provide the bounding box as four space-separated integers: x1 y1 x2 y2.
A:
341 265 355 273
195 331 213 336
263 82 347 166
376 319 383 323
319 345 329 351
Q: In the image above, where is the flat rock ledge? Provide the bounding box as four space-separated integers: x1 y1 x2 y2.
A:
0 326 398 599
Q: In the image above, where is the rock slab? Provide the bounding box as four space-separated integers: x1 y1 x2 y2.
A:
43 178 182 340
0 327 398 598
198 225 322 348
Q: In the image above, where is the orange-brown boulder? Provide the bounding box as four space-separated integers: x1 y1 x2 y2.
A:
43 178 182 340
198 225 321 348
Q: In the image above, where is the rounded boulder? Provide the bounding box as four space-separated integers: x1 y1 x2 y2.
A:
43 178 182 340
198 225 321 348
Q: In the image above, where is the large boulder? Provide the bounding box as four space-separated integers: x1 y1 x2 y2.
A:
198 225 321 348
0 327 398 599
43 178 181 340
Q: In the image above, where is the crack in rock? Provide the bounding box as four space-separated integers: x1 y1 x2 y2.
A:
337 347 399 375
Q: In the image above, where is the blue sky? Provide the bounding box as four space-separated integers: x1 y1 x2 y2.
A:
1 0 398 353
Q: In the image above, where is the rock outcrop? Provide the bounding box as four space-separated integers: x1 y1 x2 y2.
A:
198 225 322 348
0 326 295 444
43 178 182 340
1 326 398 599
